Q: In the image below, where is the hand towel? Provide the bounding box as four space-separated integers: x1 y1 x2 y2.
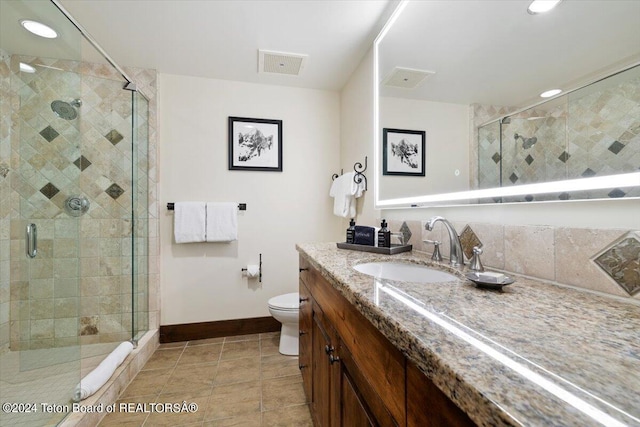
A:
330 172 364 218
174 202 206 243
206 202 238 242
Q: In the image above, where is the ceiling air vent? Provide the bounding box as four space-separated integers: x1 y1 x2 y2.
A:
383 67 435 89
258 49 308 76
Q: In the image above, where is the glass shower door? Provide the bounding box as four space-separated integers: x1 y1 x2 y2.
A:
5 56 84 427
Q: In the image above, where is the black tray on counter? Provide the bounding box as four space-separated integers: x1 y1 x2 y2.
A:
336 242 412 255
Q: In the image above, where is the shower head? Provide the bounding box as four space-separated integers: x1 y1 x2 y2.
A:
514 133 538 149
51 99 81 120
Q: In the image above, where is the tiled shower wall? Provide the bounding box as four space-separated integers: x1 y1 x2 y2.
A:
389 219 640 300
3 54 158 350
475 68 640 202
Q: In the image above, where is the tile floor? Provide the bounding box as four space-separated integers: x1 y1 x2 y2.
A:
98 332 312 426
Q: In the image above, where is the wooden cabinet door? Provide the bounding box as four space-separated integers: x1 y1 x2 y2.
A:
407 361 475 427
312 304 333 427
299 280 313 402
341 370 376 427
338 342 398 427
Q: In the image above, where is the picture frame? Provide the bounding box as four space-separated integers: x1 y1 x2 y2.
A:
228 116 283 171
382 128 425 176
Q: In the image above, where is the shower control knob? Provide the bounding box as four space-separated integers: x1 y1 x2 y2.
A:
64 195 90 217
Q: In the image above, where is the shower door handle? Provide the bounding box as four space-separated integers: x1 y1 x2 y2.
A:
26 223 37 258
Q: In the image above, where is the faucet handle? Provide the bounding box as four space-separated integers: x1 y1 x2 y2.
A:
470 246 485 272
424 240 443 262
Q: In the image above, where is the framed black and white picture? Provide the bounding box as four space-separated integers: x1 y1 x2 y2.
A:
228 117 283 171
382 128 425 176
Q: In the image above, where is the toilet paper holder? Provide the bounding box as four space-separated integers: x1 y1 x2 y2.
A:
242 253 262 282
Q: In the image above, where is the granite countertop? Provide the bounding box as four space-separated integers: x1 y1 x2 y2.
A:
296 242 640 427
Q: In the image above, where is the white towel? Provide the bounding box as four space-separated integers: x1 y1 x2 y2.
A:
206 202 238 242
73 341 133 402
174 202 207 243
329 172 366 218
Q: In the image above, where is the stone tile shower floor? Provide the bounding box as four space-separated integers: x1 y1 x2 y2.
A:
98 332 312 427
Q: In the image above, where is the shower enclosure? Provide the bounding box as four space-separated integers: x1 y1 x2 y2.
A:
477 64 640 202
0 0 149 425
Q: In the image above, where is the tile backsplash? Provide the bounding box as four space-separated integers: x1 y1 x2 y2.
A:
388 219 639 300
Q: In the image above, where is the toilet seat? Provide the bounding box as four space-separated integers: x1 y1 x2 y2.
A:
268 292 299 311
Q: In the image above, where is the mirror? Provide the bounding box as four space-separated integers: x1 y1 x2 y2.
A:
375 0 640 207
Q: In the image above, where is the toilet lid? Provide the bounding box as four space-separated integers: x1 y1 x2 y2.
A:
268 292 299 310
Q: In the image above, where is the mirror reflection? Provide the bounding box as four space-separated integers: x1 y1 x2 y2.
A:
377 0 640 205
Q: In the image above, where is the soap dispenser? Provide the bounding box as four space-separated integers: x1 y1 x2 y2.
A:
346 218 356 243
377 219 391 248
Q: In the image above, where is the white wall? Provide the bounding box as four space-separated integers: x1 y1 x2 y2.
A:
159 73 343 325
340 48 376 226
380 97 469 199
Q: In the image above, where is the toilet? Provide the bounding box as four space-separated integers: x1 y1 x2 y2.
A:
268 292 300 356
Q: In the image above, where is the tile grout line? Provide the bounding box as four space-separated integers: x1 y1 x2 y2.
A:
140 342 189 427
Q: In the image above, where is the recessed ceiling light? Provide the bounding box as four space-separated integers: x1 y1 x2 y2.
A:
540 89 562 98
19 62 36 73
20 20 58 39
527 0 562 15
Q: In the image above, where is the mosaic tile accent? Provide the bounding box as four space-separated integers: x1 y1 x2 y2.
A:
39 126 59 142
105 183 124 199
399 221 412 245
39 183 59 199
509 173 518 183
594 232 640 296
459 224 482 260
608 140 625 155
608 188 626 198
582 168 596 177
558 151 570 163
105 129 124 145
525 154 534 165
80 316 99 335
491 153 501 163
73 155 92 171
0 163 8 178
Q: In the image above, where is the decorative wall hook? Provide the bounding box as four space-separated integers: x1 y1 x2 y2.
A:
330 157 367 191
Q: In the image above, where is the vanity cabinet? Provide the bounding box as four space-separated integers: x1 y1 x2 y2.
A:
299 256 476 427
299 257 404 426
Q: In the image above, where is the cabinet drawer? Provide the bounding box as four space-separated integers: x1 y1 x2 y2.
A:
307 267 406 426
299 255 312 287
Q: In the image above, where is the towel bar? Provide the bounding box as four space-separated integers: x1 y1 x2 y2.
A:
167 203 246 211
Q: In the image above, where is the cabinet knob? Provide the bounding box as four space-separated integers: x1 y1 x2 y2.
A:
299 330 307 336
299 297 309 303
325 345 334 354
299 268 309 272
329 354 341 364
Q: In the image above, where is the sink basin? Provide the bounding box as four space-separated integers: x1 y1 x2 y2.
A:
353 262 458 283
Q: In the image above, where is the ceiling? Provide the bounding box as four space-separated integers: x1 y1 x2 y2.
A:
54 0 395 91
379 0 640 108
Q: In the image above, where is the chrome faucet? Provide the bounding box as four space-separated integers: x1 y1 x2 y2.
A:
424 216 464 267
